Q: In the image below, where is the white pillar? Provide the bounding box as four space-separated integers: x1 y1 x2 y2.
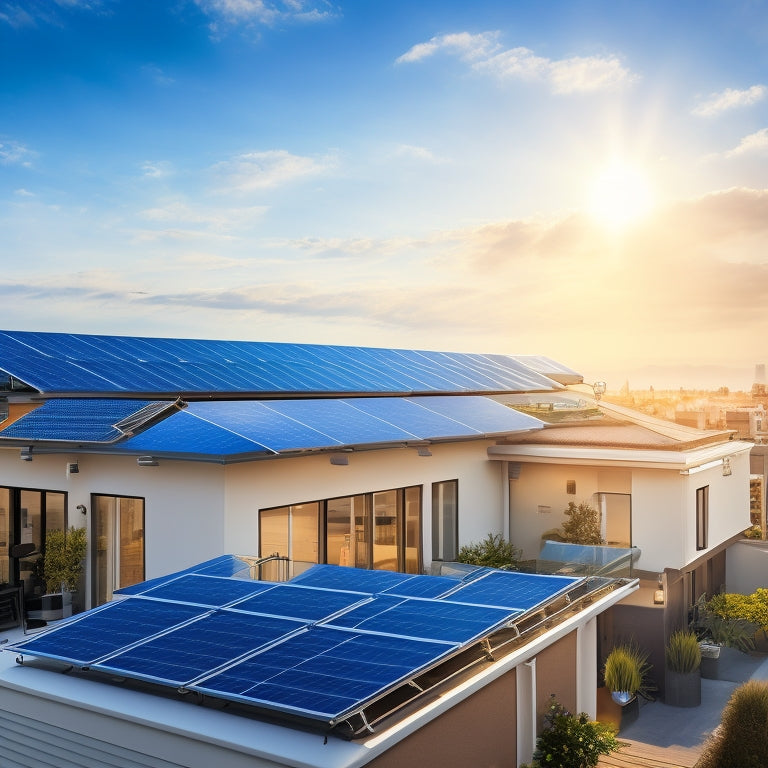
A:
577 618 598 718
516 658 537 767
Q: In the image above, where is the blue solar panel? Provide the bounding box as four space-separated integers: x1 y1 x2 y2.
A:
193 626 454 720
7 561 583 728
97 610 305 686
0 330 566 396
289 564 415 592
232 584 369 622
11 598 209 666
0 399 168 442
118 409 274 458
325 594 517 644
116 555 255 595
139 575 275 607
446 570 577 610
9 396 543 458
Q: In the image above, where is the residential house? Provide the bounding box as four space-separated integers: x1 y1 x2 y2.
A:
0 330 752 766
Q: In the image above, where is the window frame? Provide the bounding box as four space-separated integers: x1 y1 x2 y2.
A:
431 479 459 562
259 483 422 575
696 485 709 551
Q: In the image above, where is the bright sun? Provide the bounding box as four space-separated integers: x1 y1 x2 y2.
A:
587 161 655 230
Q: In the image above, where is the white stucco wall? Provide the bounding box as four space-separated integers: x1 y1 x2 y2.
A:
505 443 752 574
0 439 507 599
508 463 602 559
0 448 226 608
726 539 768 594
223 440 505 570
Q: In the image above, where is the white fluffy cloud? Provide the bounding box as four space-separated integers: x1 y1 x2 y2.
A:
397 32 637 94
395 32 501 64
693 85 766 117
725 128 768 158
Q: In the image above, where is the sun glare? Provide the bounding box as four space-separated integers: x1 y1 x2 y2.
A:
587 161 655 230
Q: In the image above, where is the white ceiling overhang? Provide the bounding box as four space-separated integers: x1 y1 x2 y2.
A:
488 439 754 472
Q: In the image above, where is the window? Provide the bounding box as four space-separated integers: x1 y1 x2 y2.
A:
92 495 144 605
260 485 422 576
260 502 320 578
432 480 458 562
0 487 67 588
696 486 709 551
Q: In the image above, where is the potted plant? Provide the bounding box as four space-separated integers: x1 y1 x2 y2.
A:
603 643 652 728
665 629 701 707
28 526 87 621
689 594 756 678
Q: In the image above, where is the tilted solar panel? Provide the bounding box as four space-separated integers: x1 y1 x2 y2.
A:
445 569 578 610
97 610 306 686
137 574 275 608
0 330 566 395
324 594 520 644
192 625 455 720
6 561 582 731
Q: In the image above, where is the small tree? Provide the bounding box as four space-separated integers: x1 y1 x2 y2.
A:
43 526 88 593
560 501 604 545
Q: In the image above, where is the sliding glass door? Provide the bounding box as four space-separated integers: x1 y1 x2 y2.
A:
93 495 144 605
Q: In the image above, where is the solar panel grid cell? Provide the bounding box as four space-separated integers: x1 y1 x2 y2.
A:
193 626 455 719
325 595 515 644
139 574 275 607
13 599 208 666
445 570 578 610
232 584 369 622
97 610 306 686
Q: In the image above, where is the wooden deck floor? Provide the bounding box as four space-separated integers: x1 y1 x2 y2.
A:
595 687 703 768
598 739 701 768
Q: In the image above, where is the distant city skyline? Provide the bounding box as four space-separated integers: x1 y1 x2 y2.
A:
1 1 767 384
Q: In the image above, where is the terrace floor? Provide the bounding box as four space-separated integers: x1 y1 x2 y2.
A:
597 649 768 768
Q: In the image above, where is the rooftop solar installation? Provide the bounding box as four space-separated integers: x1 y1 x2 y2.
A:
2 395 544 459
0 330 565 396
6 562 582 735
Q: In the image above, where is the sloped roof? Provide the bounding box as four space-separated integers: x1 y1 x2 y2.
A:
0 330 569 398
507 399 734 451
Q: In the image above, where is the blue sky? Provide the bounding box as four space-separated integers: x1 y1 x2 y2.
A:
1 0 767 389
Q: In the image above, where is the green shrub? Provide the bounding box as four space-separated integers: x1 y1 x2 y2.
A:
709 589 768 633
695 680 768 768
520 695 623 768
457 533 520 569
603 643 652 697
560 502 604 546
665 630 701 673
690 594 756 652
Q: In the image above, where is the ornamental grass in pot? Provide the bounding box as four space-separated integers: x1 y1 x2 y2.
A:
665 630 701 707
603 643 652 706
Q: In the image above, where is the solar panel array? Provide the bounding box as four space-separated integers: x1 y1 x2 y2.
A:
0 399 176 443
2 396 544 457
0 330 567 396
7 563 580 728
